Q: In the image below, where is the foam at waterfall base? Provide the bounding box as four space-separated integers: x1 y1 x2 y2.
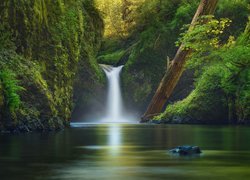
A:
100 116 137 124
70 121 139 128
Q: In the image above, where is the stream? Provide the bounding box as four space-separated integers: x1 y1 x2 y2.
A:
1 124 250 180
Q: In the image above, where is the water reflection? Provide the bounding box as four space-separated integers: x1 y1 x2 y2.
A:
1 125 250 180
108 124 121 156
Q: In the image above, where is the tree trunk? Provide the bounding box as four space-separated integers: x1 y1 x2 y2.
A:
141 0 219 122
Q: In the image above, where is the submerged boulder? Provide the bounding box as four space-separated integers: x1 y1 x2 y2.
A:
169 146 202 156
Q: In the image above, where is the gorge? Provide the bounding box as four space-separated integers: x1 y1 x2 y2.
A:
0 0 250 179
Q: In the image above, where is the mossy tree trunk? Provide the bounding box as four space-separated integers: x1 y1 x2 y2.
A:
141 0 219 122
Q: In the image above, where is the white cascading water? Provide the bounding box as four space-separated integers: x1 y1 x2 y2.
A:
101 65 124 122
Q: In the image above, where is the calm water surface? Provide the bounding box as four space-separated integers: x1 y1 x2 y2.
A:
1 124 250 180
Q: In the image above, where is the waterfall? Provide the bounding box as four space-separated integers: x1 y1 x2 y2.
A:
101 65 124 122
70 64 137 125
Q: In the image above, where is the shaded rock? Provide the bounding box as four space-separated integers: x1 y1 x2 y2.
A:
149 120 161 124
159 118 170 124
169 145 202 156
172 116 183 124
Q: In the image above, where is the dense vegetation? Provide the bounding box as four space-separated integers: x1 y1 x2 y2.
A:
0 0 104 131
155 16 250 124
97 0 197 111
97 0 249 123
0 0 249 131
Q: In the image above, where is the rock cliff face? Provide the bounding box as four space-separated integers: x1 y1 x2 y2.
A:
0 0 104 132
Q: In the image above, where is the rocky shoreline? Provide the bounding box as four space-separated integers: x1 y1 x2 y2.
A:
145 116 250 125
0 118 68 134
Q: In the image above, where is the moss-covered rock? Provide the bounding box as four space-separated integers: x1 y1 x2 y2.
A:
0 0 104 131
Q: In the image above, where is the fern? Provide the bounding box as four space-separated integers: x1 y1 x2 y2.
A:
0 70 24 113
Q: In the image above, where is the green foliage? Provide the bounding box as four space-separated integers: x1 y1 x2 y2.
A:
0 70 23 113
98 49 126 65
120 0 197 110
156 64 228 122
95 0 144 38
216 0 249 36
158 16 250 123
110 0 249 112
176 16 232 51
0 0 248 127
220 44 250 121
170 1 199 31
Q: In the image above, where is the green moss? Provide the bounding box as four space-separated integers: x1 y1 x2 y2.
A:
98 49 126 65
0 0 104 130
155 65 228 123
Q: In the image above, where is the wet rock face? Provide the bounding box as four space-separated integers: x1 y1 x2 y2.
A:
169 146 202 156
0 0 104 131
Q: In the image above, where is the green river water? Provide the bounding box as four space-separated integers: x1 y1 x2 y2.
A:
1 124 250 180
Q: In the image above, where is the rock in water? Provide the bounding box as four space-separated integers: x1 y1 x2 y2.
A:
169 146 202 156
